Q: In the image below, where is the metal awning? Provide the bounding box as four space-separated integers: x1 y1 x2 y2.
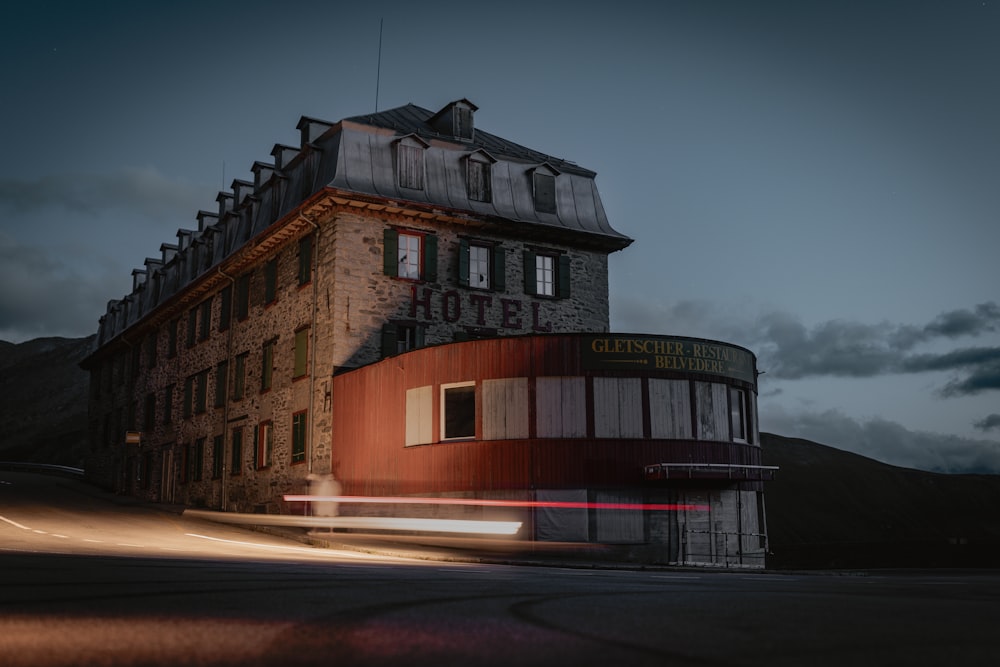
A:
643 463 778 482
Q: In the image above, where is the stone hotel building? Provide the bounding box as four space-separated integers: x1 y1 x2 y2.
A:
82 99 774 566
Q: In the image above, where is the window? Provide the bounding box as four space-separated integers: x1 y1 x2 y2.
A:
263 258 277 305
467 154 492 202
230 426 243 476
381 323 424 358
146 331 157 369
441 382 476 440
730 387 751 443
459 240 505 291
396 139 425 189
219 285 232 332
194 369 208 414
294 328 309 378
186 307 198 347
236 273 251 320
536 254 555 297
168 319 178 357
523 250 571 299
261 339 275 392
212 435 224 479
256 421 273 469
291 411 307 464
383 228 437 281
179 444 189 484
398 232 420 279
143 393 156 432
183 376 194 419
192 437 204 482
233 352 247 401
215 360 228 407
532 170 556 213
164 384 174 425
298 235 313 286
198 297 212 341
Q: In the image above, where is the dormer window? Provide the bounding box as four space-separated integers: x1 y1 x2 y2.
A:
429 99 478 140
465 150 495 203
395 135 428 190
531 164 559 214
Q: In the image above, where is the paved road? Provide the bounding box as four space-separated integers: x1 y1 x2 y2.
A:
2 471 999 666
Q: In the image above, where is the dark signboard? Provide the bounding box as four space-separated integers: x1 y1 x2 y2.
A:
581 334 756 384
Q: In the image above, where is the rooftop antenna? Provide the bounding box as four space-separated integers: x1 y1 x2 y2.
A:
374 18 383 112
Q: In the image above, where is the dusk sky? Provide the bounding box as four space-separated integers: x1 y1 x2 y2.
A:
1 1 997 473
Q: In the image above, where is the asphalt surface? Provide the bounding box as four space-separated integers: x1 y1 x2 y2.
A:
3 471 1000 666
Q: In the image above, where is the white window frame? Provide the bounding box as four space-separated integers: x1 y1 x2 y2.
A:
730 387 749 443
398 232 421 280
469 243 491 289
536 254 555 297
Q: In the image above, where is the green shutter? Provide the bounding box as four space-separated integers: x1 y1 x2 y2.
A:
493 245 506 292
383 228 398 276
453 330 470 343
523 250 537 296
294 329 308 377
381 324 397 358
558 254 571 298
415 326 425 349
458 238 470 287
423 234 438 282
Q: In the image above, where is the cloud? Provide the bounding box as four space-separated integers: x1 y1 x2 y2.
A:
0 234 122 342
762 406 1000 474
612 297 1000 398
975 414 1000 432
0 166 210 223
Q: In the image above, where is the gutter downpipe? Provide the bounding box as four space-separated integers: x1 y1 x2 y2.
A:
300 214 320 475
217 267 236 512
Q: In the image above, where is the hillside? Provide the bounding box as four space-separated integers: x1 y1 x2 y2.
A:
761 432 1000 568
0 335 95 467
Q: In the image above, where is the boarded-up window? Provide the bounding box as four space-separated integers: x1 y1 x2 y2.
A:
649 378 692 439
482 378 529 440
533 171 556 213
467 156 491 202
594 377 643 438
535 489 589 542
405 385 433 447
535 376 586 438
595 490 644 544
397 142 424 189
695 381 729 441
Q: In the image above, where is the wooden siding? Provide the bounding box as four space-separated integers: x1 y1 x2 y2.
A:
482 378 529 440
649 378 692 439
593 377 643 438
695 381 730 441
405 385 433 446
536 376 586 438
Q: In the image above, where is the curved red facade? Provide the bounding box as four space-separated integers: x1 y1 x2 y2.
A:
331 333 764 497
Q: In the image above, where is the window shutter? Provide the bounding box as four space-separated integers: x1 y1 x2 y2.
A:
558 254 571 298
453 330 470 343
523 250 537 296
493 245 506 292
383 228 398 277
458 238 470 287
423 234 438 282
415 326 425 348
380 324 397 358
